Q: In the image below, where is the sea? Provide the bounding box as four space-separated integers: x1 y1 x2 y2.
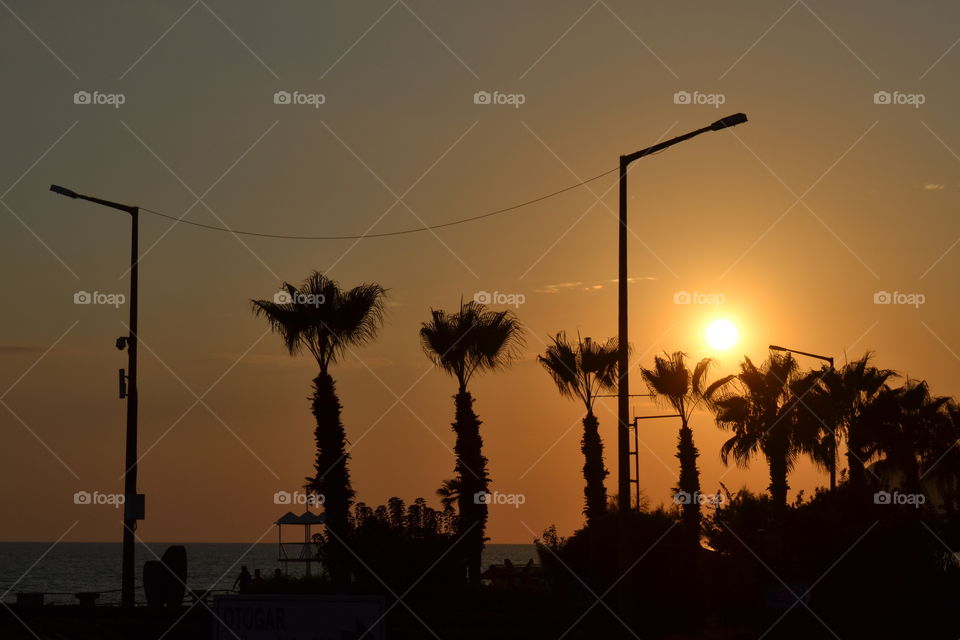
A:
0 542 538 605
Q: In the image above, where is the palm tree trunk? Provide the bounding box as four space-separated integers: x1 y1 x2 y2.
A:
822 432 837 491
452 391 489 585
676 423 702 547
308 372 354 589
767 449 789 508
581 411 608 527
900 452 922 496
847 429 866 492
829 443 836 491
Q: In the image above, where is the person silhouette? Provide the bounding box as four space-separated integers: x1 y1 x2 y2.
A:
251 568 265 592
233 566 252 593
271 567 287 591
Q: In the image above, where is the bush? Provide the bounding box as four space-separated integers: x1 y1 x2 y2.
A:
535 506 695 635
704 483 960 634
314 497 462 595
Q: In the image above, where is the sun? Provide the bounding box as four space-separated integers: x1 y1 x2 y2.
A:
706 318 739 350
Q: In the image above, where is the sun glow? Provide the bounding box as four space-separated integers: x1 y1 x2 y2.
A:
706 318 739 351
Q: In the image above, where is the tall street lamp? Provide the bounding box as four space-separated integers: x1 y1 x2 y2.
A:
617 113 748 512
50 184 144 608
768 344 836 489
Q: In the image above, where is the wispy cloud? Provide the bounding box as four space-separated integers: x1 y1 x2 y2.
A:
610 277 657 284
535 281 584 294
924 183 946 190
536 276 655 294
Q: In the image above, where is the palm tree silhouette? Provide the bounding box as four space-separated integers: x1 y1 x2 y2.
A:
926 399 960 504
538 332 618 527
420 300 524 584
791 365 841 491
252 271 386 587
436 477 461 513
706 352 802 508
871 379 950 494
641 351 715 543
798 354 895 491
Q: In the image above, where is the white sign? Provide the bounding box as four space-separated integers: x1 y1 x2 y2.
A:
214 595 385 640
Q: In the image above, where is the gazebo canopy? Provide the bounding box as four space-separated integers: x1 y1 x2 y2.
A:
275 511 326 525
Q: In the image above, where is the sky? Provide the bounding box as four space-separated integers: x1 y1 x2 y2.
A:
2 1 960 543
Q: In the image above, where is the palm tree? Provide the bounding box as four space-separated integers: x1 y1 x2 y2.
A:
252 271 386 587
796 354 895 491
848 379 960 507
436 477 461 512
925 400 960 507
641 352 715 544
705 352 802 508
420 300 524 584
790 366 839 490
871 380 950 495
538 332 618 527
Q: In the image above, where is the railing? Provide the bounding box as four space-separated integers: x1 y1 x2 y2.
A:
277 541 319 562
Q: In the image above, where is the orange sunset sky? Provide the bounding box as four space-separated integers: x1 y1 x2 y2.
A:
3 1 960 543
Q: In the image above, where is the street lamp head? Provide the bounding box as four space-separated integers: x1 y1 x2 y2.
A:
710 113 748 131
768 344 786 352
50 184 78 198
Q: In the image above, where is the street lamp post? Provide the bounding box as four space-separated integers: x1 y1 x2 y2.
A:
50 184 142 608
613 115 747 636
768 344 836 489
617 113 748 512
768 344 834 370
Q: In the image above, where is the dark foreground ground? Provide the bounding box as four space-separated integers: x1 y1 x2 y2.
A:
2 591 955 640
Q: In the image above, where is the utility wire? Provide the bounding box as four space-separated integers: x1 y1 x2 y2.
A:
140 167 618 240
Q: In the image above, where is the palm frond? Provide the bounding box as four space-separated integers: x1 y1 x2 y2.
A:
251 290 309 357
472 306 525 374
691 357 715 397
584 337 620 394
640 351 691 415
252 271 387 371
421 300 524 391
538 332 582 401
419 308 470 385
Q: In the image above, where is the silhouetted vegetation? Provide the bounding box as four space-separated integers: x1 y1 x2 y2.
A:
538 332 618 526
641 351 716 547
235 280 960 638
420 300 524 584
706 352 804 509
252 272 386 588
310 497 461 594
